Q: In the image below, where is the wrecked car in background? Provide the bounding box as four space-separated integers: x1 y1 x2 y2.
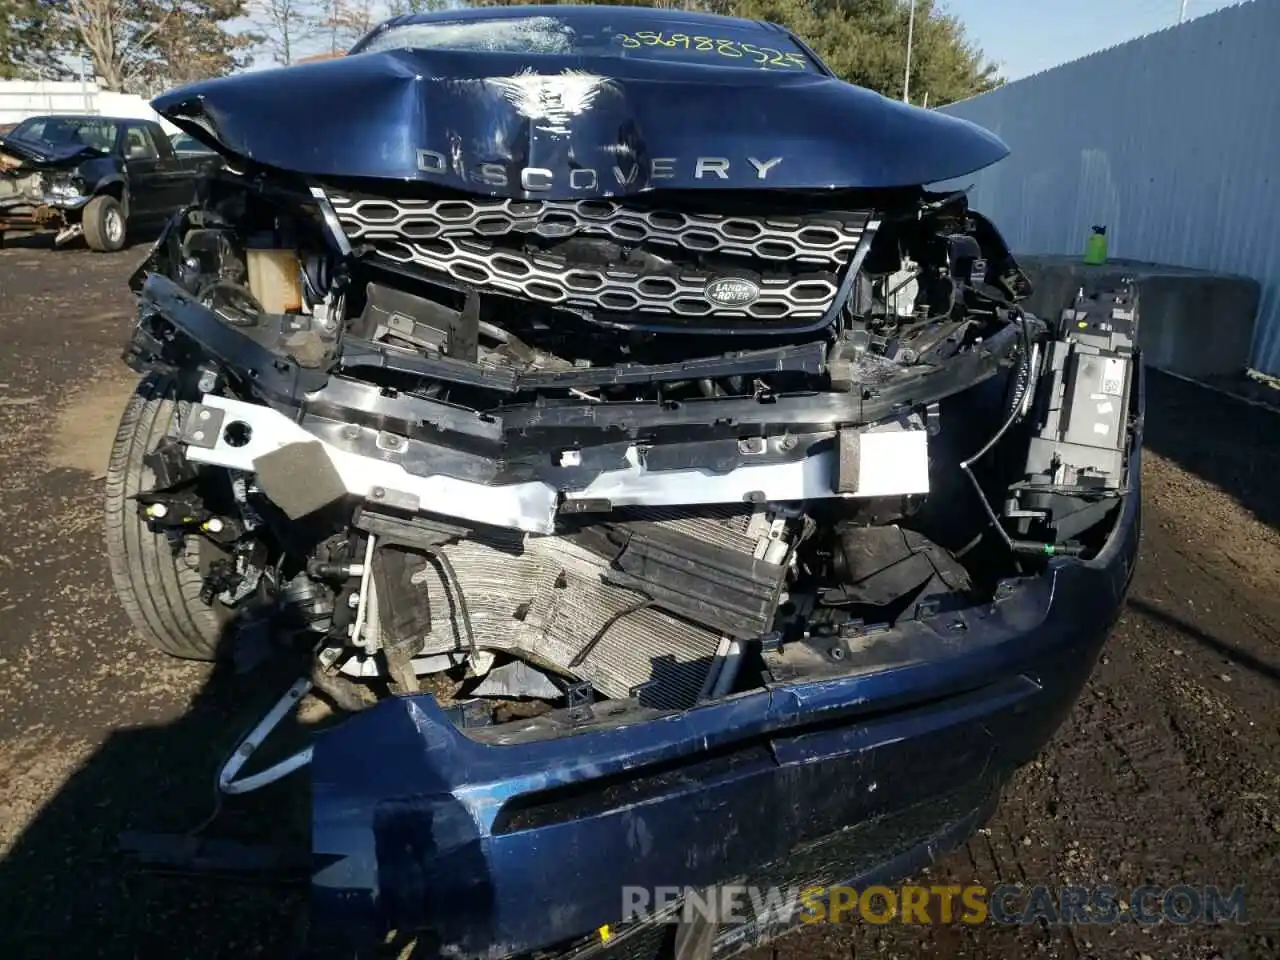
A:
105 5 1143 957
0 115 218 251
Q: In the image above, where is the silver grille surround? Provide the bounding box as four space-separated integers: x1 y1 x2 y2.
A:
331 194 871 322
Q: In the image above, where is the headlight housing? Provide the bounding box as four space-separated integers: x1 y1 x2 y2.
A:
46 175 87 200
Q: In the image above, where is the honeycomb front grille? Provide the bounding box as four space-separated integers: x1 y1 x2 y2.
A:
330 194 873 324
375 235 839 320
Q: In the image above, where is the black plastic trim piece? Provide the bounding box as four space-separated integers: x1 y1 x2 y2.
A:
571 522 789 638
133 272 1020 458
337 339 827 393
132 274 328 406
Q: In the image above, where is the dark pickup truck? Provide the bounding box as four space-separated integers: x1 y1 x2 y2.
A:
0 115 220 251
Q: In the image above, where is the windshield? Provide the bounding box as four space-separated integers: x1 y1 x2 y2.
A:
358 14 819 74
9 116 116 153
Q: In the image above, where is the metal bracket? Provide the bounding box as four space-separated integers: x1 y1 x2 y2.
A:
217 677 313 795
53 222 84 247
758 630 784 654
182 404 225 449
566 681 596 724
349 534 377 654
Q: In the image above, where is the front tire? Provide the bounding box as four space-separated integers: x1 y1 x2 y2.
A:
82 194 127 252
105 374 229 660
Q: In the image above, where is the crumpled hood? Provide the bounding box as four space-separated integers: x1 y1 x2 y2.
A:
0 134 101 169
153 48 1008 200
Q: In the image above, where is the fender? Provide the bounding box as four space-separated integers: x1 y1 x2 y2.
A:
88 169 130 218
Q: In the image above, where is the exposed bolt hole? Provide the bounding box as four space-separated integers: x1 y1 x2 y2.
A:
224 421 252 448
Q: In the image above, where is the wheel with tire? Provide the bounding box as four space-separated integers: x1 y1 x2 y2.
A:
82 194 127 252
105 373 231 660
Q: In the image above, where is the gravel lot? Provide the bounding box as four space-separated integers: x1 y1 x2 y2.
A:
0 239 1278 959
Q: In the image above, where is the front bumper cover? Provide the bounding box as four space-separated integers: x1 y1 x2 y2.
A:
308 385 1142 957
0 190 90 232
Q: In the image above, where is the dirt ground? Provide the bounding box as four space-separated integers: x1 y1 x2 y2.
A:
0 239 1278 959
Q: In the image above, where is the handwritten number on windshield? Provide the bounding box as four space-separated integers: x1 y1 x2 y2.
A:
615 31 808 70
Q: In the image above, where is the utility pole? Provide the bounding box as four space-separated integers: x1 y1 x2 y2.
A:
903 0 916 102
1179 0 1188 23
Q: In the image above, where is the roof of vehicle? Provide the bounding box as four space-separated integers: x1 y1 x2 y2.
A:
363 3 795 45
350 4 821 77
10 115 149 126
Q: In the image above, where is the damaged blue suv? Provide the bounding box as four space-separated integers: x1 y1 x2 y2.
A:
107 5 1142 957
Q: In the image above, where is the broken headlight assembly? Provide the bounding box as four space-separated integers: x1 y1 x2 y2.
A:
44 173 87 201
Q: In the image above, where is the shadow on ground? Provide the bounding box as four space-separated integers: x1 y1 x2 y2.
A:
0 621 315 959
0 225 162 254
1127 596 1280 686
1144 367 1280 532
0 233 57 251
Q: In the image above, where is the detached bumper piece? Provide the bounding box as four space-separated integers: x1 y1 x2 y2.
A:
0 197 86 237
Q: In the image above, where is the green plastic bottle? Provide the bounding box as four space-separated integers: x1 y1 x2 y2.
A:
1084 225 1108 265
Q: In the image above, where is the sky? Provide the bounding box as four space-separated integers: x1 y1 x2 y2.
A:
247 0 1252 78
947 0 1248 81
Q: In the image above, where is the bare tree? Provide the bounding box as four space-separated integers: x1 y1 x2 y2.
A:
64 0 171 91
322 0 378 53
252 0 320 65
10 0 251 91
385 0 447 14
149 1 259 88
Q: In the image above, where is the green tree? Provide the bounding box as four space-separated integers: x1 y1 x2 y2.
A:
1 0 51 79
469 0 999 105
146 1 259 88
737 0 1001 104
1 2 22 78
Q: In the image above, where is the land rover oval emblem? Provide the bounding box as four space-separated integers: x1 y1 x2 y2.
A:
704 277 760 308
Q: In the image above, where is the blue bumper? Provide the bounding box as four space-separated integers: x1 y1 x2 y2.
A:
310 444 1141 959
